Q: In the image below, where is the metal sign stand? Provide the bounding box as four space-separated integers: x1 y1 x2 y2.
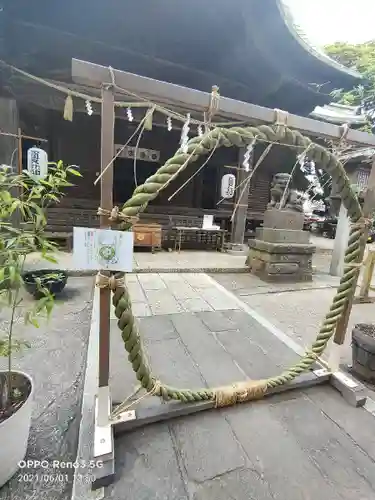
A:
70 59 375 490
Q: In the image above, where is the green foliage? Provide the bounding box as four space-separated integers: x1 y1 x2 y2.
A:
0 161 81 412
325 41 375 73
324 41 375 131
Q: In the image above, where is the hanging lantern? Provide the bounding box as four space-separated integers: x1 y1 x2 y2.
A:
221 173 236 199
27 147 48 180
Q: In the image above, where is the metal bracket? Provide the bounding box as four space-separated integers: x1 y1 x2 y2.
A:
331 371 367 407
92 392 115 490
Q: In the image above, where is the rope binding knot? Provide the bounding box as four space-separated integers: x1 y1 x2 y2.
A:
97 206 138 225
95 272 125 291
352 216 373 231
214 379 267 408
273 108 289 127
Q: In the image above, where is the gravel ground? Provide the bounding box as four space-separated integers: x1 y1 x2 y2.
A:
0 277 94 500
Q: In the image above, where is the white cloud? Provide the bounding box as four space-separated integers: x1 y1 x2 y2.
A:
285 0 375 46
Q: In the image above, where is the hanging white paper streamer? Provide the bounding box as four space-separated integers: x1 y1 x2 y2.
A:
242 138 257 172
167 116 172 131
180 113 191 153
85 100 93 116
197 125 203 137
127 107 134 122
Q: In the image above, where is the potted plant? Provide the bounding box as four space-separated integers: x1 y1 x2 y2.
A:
352 324 375 382
0 161 80 487
22 269 68 299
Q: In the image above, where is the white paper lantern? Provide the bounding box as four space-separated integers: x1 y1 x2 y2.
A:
220 173 236 199
27 147 48 180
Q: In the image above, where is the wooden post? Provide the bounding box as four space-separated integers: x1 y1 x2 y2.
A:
0 98 18 167
17 127 23 174
332 157 375 349
358 250 375 301
97 86 115 426
329 203 350 277
229 148 250 252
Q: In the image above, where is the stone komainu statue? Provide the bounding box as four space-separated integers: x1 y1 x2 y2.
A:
267 173 304 213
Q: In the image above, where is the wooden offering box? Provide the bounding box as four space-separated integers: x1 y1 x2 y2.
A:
133 223 162 252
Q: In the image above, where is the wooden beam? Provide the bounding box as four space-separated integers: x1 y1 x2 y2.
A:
72 58 375 147
112 370 330 434
230 148 251 247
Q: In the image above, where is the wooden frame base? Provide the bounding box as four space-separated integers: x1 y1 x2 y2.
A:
91 367 367 490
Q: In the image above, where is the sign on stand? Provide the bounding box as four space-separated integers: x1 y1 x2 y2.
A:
73 227 134 271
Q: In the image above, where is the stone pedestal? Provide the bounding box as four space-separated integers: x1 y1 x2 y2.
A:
246 209 316 282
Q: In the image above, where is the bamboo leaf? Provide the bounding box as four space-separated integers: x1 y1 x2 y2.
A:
42 254 58 264
67 167 82 177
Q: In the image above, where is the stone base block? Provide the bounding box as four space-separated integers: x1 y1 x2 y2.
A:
256 227 310 244
246 239 315 283
263 209 304 230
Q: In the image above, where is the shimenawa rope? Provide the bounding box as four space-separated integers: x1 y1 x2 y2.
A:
101 123 364 406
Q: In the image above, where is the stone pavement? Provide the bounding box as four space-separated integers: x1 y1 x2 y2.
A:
74 272 375 500
25 250 246 274
213 272 375 369
110 273 242 320
24 234 334 275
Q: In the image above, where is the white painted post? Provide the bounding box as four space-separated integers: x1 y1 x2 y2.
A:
330 203 351 277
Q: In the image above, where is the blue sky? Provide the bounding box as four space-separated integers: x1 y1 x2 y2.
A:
286 0 375 46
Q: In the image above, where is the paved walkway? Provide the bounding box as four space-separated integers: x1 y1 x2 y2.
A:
24 235 335 275
213 272 375 369
74 272 375 500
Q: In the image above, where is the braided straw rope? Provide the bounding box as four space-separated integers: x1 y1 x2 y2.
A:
108 124 364 405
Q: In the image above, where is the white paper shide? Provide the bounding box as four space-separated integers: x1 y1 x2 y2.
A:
73 227 134 271
27 147 48 180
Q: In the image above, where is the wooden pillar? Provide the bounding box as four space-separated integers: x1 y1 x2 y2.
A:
230 148 250 251
330 203 350 277
329 157 375 369
329 170 358 277
97 86 115 426
0 98 18 169
0 98 21 227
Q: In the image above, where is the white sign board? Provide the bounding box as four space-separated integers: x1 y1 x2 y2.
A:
220 173 236 199
27 147 48 180
73 227 134 271
202 214 214 228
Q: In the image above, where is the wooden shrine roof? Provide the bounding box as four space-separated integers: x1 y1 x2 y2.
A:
2 0 362 116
